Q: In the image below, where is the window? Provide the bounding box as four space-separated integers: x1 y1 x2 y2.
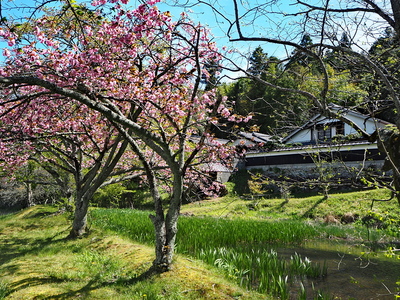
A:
336 122 345 135
313 121 344 142
317 126 332 141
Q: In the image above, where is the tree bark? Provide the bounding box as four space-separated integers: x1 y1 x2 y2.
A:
150 203 181 271
150 212 168 271
150 170 183 272
113 123 183 273
377 128 400 204
69 192 90 238
24 182 34 208
390 0 400 38
148 172 183 272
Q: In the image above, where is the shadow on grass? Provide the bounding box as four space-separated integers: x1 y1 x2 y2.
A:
263 199 289 214
301 196 326 218
2 231 158 299
8 275 67 291
0 207 158 299
26 210 57 219
7 275 102 300
0 208 20 217
0 230 72 275
0 207 74 265
16 267 159 300
277 199 289 210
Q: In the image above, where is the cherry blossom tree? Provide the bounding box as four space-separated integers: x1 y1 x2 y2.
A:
0 87 144 237
0 3 146 237
0 0 243 271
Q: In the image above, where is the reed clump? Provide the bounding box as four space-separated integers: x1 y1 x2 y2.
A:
92 209 326 299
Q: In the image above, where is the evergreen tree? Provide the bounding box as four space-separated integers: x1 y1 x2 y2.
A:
369 27 396 55
224 41 368 135
248 46 269 77
246 46 269 101
202 58 221 91
339 32 352 49
325 32 353 72
286 34 314 68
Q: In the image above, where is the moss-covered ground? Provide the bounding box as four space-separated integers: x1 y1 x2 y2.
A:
0 206 266 300
181 187 400 223
1 188 400 299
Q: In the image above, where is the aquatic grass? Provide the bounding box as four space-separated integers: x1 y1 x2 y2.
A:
177 217 319 252
290 252 328 279
0 280 10 300
315 222 392 243
196 246 327 299
91 209 326 299
90 209 154 245
91 209 320 248
89 205 400 299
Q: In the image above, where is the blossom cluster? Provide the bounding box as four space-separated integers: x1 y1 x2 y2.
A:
0 0 241 196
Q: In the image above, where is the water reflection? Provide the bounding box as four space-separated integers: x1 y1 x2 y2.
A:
278 240 400 299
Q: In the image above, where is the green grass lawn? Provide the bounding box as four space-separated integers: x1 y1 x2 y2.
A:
181 188 400 223
90 189 400 300
0 206 267 300
1 188 399 299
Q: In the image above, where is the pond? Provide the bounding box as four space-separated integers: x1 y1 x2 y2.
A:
279 240 400 299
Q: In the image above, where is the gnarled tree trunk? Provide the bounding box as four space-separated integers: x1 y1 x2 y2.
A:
149 173 183 272
146 159 183 272
69 192 90 238
24 182 34 208
377 128 400 205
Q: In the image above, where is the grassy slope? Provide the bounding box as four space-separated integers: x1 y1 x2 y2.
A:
0 206 266 300
1 189 399 299
181 188 400 222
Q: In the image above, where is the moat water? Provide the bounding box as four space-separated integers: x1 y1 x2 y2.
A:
279 240 400 299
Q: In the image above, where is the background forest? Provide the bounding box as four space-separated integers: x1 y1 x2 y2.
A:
219 30 397 137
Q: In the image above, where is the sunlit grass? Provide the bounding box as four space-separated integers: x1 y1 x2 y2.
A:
0 206 263 300
90 187 400 299
0 280 10 300
91 209 328 299
181 188 399 221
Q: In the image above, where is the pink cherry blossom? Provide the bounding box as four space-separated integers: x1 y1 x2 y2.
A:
0 0 249 263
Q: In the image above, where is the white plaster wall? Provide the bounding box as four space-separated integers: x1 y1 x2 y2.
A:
343 114 383 135
286 114 385 144
287 129 312 143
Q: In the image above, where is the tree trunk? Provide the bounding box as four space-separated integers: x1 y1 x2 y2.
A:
150 171 183 272
24 182 34 208
150 210 180 272
377 128 400 204
390 0 400 38
150 212 169 271
69 193 90 238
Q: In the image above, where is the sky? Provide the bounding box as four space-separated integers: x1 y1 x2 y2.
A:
156 0 297 59
154 0 306 79
1 0 387 79
0 0 299 71
151 0 386 73
0 0 300 82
